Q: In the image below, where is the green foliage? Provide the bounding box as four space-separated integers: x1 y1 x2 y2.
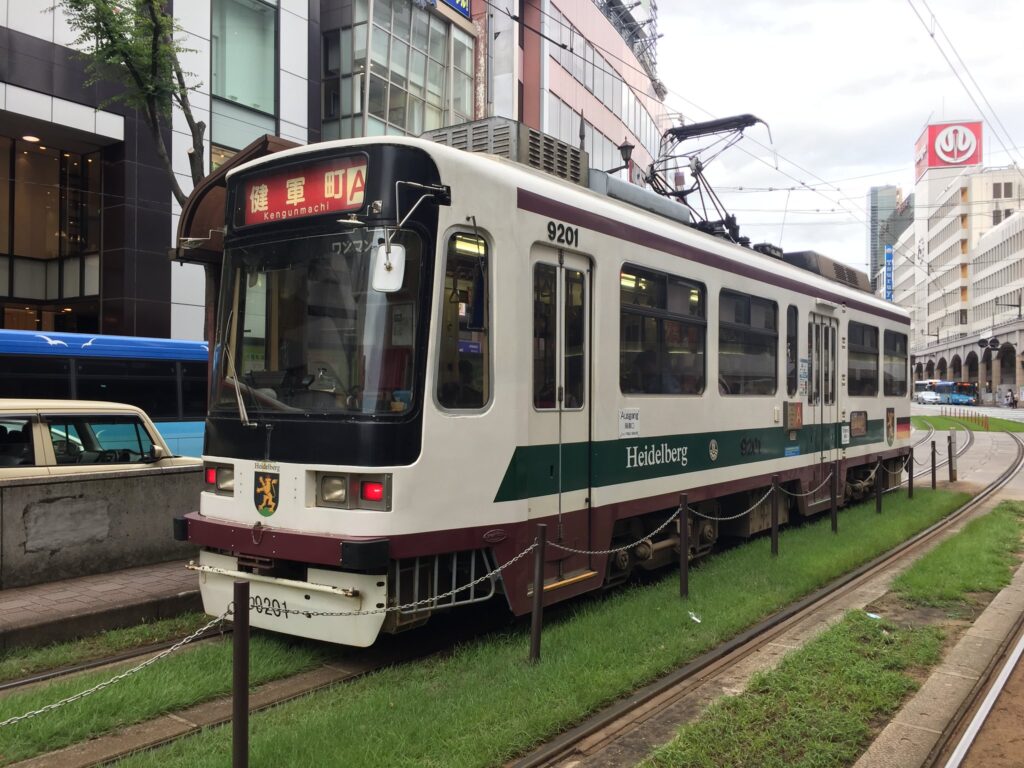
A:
0 634 325 765
0 613 211 685
57 0 195 118
893 500 1024 606
642 612 944 768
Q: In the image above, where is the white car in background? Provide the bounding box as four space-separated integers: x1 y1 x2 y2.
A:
916 390 941 405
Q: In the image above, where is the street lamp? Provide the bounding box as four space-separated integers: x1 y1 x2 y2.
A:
605 139 635 175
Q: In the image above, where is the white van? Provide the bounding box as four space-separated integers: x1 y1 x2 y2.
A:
0 399 200 479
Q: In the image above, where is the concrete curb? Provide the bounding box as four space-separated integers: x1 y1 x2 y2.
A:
0 590 201 654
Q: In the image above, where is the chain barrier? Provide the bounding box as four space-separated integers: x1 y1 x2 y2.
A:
0 611 229 730
883 453 913 475
687 485 774 522
548 507 681 556
277 542 540 619
777 472 833 498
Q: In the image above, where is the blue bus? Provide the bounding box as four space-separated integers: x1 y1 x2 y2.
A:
0 329 208 455
935 380 979 406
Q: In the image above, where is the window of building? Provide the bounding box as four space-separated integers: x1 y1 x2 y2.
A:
324 1 473 140
786 305 798 397
619 266 705 395
848 321 879 396
1 138 101 328
994 209 1003 225
883 330 908 396
212 0 277 115
437 234 489 409
718 290 777 395
211 145 238 172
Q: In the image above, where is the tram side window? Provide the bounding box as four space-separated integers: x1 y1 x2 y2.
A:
883 330 908 396
848 321 879 396
437 234 489 409
719 291 777 395
786 306 798 397
619 265 706 396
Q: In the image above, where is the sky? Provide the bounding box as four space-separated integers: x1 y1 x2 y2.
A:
653 0 1024 276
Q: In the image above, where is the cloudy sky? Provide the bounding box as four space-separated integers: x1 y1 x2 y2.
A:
654 0 1024 275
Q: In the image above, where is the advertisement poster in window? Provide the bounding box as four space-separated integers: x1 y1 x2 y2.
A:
850 410 868 438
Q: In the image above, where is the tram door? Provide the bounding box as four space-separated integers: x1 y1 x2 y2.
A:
808 313 839 505
528 246 593 576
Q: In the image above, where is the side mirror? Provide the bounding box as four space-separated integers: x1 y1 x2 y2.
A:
371 243 406 293
151 444 167 461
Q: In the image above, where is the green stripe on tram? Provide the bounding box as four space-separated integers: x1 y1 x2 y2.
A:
494 419 885 502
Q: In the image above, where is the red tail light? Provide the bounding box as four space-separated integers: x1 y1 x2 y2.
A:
361 481 385 502
205 467 217 485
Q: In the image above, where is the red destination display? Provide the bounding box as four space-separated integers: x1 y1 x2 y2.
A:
914 122 983 181
242 155 367 226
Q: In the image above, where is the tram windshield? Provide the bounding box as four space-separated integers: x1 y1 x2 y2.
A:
213 229 423 417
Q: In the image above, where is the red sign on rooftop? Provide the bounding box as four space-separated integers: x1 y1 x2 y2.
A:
242 155 367 226
914 122 982 181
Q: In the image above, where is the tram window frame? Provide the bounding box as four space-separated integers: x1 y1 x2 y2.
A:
618 265 706 396
883 330 908 397
436 232 490 410
848 321 879 397
718 290 778 396
786 305 798 397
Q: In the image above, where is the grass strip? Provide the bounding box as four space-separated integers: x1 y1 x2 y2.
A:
0 613 212 685
912 414 1024 432
641 611 943 768
0 635 325 765
115 489 970 768
892 500 1024 607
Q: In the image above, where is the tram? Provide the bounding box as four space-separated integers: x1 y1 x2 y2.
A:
178 128 912 646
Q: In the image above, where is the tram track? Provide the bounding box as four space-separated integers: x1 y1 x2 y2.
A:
926 587 1024 768
510 431 1024 768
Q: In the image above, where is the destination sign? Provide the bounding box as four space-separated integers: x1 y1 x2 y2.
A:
242 155 367 226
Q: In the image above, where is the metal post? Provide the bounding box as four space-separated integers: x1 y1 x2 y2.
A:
232 580 250 768
931 440 937 489
875 458 883 513
908 447 914 499
947 434 956 482
529 523 547 664
830 461 838 534
771 474 779 556
679 493 689 599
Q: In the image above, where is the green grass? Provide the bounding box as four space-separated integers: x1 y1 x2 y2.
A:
892 500 1024 607
0 613 213 685
0 635 326 765
113 489 970 768
641 611 944 768
912 414 1024 432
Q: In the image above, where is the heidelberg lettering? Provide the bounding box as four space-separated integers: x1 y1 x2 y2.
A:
626 442 689 470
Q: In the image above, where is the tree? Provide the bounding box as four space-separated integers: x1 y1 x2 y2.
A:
58 0 206 207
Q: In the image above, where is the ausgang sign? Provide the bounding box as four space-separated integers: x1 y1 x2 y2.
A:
915 121 983 181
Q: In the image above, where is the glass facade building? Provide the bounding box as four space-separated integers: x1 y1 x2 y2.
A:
321 0 475 140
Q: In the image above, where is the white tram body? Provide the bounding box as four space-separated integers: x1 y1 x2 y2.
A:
181 132 911 646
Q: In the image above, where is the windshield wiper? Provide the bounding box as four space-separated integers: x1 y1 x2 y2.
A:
224 310 256 428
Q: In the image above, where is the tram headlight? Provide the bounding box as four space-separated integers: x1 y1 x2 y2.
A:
320 474 349 506
216 466 234 493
